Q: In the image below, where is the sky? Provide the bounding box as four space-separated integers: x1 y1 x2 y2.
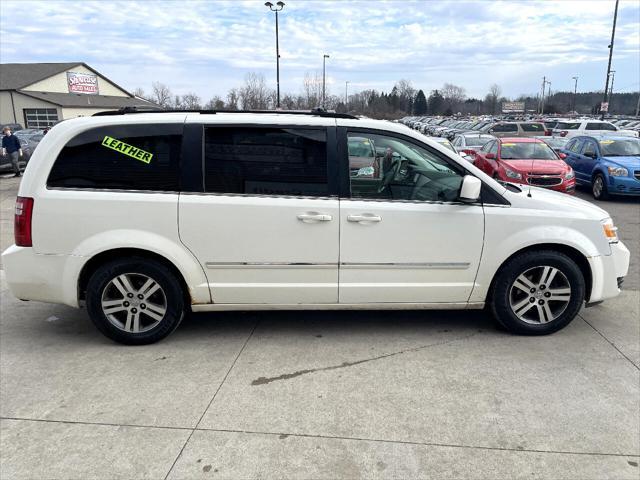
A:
0 0 638 102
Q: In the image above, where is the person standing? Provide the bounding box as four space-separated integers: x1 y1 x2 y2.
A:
2 127 23 177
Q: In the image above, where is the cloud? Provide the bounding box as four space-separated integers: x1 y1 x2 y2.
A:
1 0 638 100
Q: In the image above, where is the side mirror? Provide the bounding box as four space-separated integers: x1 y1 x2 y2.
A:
485 153 496 160
459 175 482 203
559 152 567 159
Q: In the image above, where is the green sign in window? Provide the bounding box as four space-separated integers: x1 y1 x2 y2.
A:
101 136 153 164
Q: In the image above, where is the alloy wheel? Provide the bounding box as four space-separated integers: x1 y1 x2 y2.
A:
100 273 167 333
509 266 571 324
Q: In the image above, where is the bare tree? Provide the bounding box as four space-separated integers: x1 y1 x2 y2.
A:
180 92 202 109
301 71 323 109
394 79 416 112
226 88 239 110
151 82 173 108
485 84 502 115
204 95 226 110
132 87 146 99
238 72 273 110
441 83 466 113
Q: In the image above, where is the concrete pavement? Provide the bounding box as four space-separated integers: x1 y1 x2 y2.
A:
1 176 638 479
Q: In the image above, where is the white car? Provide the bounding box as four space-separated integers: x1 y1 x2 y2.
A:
553 119 639 138
2 110 630 344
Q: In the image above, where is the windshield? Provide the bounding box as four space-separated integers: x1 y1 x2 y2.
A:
541 137 568 148
435 140 456 152
599 139 640 157
464 135 494 148
500 142 557 160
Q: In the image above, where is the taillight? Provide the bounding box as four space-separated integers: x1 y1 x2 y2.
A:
544 130 551 136
15 196 34 247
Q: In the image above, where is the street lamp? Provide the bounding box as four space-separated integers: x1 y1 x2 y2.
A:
572 76 578 114
265 1 285 109
322 54 329 108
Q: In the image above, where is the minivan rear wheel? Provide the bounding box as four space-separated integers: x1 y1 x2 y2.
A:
489 250 585 335
86 258 185 345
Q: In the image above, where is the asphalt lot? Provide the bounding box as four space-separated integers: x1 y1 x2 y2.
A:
0 175 638 479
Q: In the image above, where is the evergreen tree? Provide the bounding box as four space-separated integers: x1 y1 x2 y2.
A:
413 90 427 115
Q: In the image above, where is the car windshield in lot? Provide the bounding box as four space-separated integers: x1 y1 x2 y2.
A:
464 135 494 148
500 142 557 160
540 137 569 149
599 138 640 156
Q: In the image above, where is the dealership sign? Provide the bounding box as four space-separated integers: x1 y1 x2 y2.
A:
67 71 98 94
502 101 525 113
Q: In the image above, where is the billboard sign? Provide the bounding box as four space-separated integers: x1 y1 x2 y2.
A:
600 102 609 112
502 101 525 113
67 71 98 94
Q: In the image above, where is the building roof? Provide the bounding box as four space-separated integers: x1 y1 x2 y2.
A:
18 90 160 109
0 62 133 96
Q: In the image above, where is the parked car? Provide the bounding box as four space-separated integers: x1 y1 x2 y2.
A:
561 135 640 199
0 136 32 172
474 137 575 194
424 136 456 153
553 120 638 138
451 133 495 154
0 123 23 132
2 110 629 344
482 122 548 138
535 136 569 154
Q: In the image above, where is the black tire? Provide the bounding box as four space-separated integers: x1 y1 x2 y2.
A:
592 173 609 200
86 258 185 345
489 250 585 335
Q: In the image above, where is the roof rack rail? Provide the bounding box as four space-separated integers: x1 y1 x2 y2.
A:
93 107 358 119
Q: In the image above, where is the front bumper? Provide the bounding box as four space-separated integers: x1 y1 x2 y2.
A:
609 175 640 196
587 241 630 303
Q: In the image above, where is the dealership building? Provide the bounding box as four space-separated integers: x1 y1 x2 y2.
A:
0 62 158 129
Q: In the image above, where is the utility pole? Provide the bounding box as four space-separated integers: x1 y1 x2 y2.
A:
636 93 640 117
601 0 619 120
539 77 551 115
345 81 349 109
572 76 578 114
265 2 285 109
322 54 330 108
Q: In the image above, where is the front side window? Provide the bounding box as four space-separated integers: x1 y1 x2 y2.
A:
582 141 598 156
568 139 583 153
204 127 328 197
348 132 465 203
48 124 182 191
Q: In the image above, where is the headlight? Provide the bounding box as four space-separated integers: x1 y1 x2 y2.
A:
602 218 619 244
608 166 628 177
565 169 575 180
504 168 522 179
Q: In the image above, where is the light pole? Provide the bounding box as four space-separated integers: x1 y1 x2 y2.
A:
608 70 616 113
601 0 619 119
265 1 285 109
572 76 578 114
345 81 349 109
322 54 329 108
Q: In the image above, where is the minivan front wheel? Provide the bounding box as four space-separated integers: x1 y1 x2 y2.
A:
86 258 185 345
489 250 585 335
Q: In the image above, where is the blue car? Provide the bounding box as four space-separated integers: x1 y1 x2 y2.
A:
561 135 640 200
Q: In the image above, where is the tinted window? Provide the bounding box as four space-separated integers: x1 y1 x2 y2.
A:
520 123 546 132
348 132 465 203
492 123 518 132
586 122 617 131
555 122 581 130
48 124 182 191
204 127 328 197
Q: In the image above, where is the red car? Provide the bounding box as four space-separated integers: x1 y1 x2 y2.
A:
473 137 575 194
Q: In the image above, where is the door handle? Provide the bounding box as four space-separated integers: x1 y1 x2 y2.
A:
347 214 382 223
297 212 333 223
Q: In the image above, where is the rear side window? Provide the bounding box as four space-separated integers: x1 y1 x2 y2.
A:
204 127 328 197
48 124 182 191
586 122 617 131
520 123 545 132
492 124 518 132
556 122 581 130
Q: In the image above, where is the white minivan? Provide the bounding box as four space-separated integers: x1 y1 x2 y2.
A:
2 110 630 344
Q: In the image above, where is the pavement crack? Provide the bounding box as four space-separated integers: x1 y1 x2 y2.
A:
579 313 639 371
251 331 479 386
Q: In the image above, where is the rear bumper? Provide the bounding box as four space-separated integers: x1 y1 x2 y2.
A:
1 245 84 307
587 241 630 303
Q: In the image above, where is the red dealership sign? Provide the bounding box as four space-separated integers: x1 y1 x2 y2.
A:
67 71 98 94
